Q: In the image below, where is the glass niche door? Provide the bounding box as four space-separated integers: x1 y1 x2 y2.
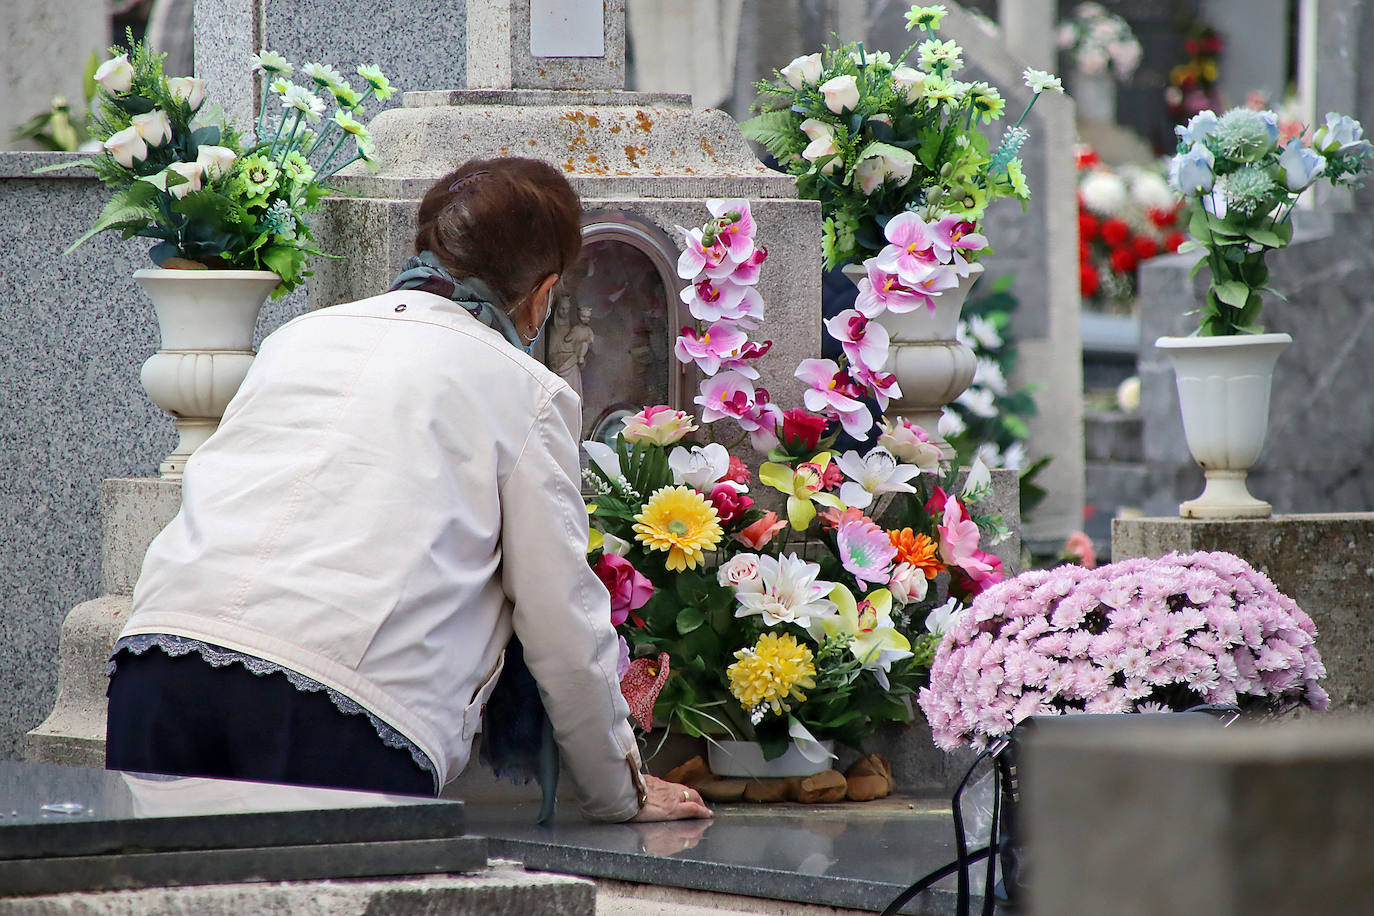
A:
539 212 694 447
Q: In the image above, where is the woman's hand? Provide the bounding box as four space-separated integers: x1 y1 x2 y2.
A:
630 774 712 822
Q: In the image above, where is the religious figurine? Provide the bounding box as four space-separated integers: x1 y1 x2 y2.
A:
546 294 596 398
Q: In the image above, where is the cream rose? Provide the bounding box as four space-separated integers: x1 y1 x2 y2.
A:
878 418 941 473
780 53 823 90
819 74 859 114
168 76 207 110
195 145 238 181
165 161 205 199
103 126 148 168
94 54 134 94
888 563 929 605
892 66 925 103
131 110 172 147
718 554 764 594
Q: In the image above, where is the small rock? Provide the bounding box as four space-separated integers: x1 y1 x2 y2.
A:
797 769 847 804
846 774 891 801
696 778 748 802
664 755 712 788
743 777 800 803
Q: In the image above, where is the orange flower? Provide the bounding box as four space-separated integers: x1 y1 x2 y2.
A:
817 506 866 531
889 528 943 579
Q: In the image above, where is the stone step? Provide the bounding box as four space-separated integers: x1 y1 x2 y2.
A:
0 866 595 916
1083 410 1144 463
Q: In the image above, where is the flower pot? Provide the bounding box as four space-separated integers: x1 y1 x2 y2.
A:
706 738 834 778
134 268 280 479
1156 333 1291 519
1070 67 1116 123
843 261 983 460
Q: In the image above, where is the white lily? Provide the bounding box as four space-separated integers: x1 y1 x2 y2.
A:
667 442 731 491
833 447 920 510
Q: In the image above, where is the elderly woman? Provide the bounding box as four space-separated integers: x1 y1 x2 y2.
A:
105 157 709 823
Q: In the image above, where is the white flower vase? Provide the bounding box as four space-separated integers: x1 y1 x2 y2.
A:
844 262 983 460
1156 333 1291 519
707 738 834 778
1070 66 1117 123
134 268 279 479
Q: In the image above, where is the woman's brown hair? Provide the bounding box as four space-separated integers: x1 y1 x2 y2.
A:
414 157 583 312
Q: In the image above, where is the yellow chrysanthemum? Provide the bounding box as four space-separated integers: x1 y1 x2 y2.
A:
632 485 722 572
727 632 817 715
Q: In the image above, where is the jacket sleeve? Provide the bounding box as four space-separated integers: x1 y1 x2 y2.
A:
499 384 645 822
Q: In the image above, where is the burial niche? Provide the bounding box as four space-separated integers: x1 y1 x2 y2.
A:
545 212 692 445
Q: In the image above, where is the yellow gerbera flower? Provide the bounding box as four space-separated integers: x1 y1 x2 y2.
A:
727 632 816 715
632 485 722 572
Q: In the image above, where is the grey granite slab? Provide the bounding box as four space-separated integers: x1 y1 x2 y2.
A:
0 836 487 898
0 761 465 861
465 797 980 916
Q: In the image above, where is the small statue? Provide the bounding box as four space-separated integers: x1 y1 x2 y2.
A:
546 295 595 398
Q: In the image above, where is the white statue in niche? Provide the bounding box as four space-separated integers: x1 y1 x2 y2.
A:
547 293 595 398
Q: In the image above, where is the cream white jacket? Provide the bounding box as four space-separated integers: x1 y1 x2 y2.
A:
122 289 642 821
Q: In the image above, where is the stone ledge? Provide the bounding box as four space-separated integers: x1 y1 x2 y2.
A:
0 865 595 916
404 89 692 108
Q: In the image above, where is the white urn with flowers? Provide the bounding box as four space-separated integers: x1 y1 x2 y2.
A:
48 39 395 476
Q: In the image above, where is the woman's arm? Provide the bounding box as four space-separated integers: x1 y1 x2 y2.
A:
499 385 708 822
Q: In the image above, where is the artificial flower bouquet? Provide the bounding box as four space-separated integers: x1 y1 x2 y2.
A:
919 551 1328 752
1168 106 1372 335
1075 144 1186 309
585 201 1008 762
741 3 1062 270
1056 2 1142 81
48 34 394 295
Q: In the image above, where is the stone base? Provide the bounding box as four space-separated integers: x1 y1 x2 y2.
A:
1112 514 1374 706
0 866 594 915
595 878 874 916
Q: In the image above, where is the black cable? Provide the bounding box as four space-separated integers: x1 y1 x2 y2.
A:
877 846 991 916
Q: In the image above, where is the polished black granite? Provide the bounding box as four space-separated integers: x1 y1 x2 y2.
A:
465 795 979 915
0 761 485 895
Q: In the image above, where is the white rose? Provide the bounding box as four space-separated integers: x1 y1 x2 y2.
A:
819 74 859 114
168 76 207 110
799 118 833 144
195 145 238 181
892 66 925 103
854 158 886 196
130 110 172 147
718 554 764 594
165 161 204 199
853 145 915 195
94 54 134 94
888 563 928 605
780 53 823 90
800 123 839 175
103 125 148 168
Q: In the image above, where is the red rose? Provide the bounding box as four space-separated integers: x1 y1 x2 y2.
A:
593 554 654 626
1147 206 1178 228
1078 211 1100 243
1079 241 1092 264
779 408 828 452
1132 236 1160 260
1101 218 1131 248
1074 145 1101 170
709 483 754 524
1080 263 1101 298
1109 248 1138 275
1164 231 1187 253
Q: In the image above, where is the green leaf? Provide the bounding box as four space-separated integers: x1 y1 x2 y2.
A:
1175 239 1204 254
64 181 160 253
1245 226 1286 248
676 605 706 635
739 109 802 157
1213 280 1252 308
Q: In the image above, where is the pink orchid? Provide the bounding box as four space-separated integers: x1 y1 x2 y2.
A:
796 359 874 439
719 338 773 380
735 388 784 450
593 553 654 626
824 309 890 373
709 482 755 524
836 514 898 585
674 322 750 376
680 277 765 325
855 260 943 317
728 246 768 286
853 364 901 410
875 212 939 281
930 216 989 261
695 370 757 423
706 198 757 263
675 226 736 280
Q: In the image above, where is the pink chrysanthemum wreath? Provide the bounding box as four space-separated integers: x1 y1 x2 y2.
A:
918 550 1328 751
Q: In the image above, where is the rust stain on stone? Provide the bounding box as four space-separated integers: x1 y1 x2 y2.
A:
624 144 645 168
610 124 622 134
634 110 653 133
699 137 716 157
